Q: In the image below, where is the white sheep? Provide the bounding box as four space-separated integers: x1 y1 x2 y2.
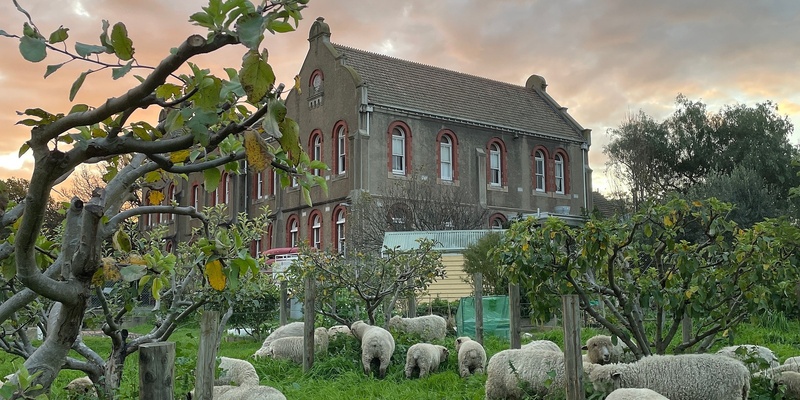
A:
775 371 800 399
784 356 800 366
589 353 750 400
484 349 566 399
64 376 96 396
351 320 395 378
521 339 561 353
753 361 800 381
327 324 352 340
455 336 486 378
716 344 779 372
605 387 670 400
253 322 304 358
388 315 447 341
267 328 330 364
404 343 449 378
212 384 287 400
216 356 259 386
582 335 636 364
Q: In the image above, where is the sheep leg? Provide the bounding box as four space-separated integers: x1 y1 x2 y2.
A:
361 354 371 376
379 355 391 379
418 359 430 378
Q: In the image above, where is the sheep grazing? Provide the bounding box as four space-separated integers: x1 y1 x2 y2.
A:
327 324 352 340
484 349 566 399
775 371 800 399
351 320 396 378
455 336 486 378
64 376 96 396
267 328 330 364
388 315 447 341
404 343 449 378
212 384 287 400
716 344 779 372
605 388 670 400
521 339 561 353
582 335 635 364
215 356 260 386
253 322 304 358
589 353 750 400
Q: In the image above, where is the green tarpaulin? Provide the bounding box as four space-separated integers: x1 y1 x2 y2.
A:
456 295 510 339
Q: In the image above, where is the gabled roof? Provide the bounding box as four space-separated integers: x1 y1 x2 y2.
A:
382 230 502 253
332 43 586 143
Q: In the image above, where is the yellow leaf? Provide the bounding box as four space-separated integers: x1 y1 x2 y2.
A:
692 201 702 207
144 171 162 183
91 268 105 286
205 259 226 291
522 243 529 252
148 190 165 205
244 130 273 172
663 215 673 227
128 254 146 265
169 149 190 163
293 74 302 95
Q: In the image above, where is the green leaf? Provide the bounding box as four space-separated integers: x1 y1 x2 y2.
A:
113 229 132 252
48 26 69 43
643 224 652 238
261 97 286 138
69 71 90 102
69 104 89 114
44 63 66 78
120 265 147 282
278 117 301 165
189 12 216 30
268 19 295 33
302 187 312 206
110 22 134 60
19 36 46 62
111 59 134 79
239 50 274 103
99 20 114 53
75 42 107 57
204 168 221 193
235 13 265 50
18 142 30 157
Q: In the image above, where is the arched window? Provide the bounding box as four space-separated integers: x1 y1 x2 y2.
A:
191 184 201 210
554 154 565 194
487 138 507 187
534 149 546 192
308 210 322 249
333 206 346 254
287 215 299 247
489 213 507 230
266 224 273 251
209 187 218 207
309 130 323 176
333 121 347 175
388 122 412 176
270 169 278 196
437 130 458 182
309 69 324 94
165 240 174 253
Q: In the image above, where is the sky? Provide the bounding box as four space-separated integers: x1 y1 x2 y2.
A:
0 0 799 194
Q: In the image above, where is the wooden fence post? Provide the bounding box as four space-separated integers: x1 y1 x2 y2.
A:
279 281 288 326
562 295 585 400
474 272 484 345
139 341 175 400
509 282 521 349
407 294 417 317
303 274 316 372
194 310 220 400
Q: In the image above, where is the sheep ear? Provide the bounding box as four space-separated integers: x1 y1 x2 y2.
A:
611 371 622 380
581 345 588 350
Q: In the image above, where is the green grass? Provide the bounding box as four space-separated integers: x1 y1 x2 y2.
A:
2 318 799 399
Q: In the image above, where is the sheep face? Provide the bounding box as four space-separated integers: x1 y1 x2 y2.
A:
583 335 613 364
455 336 472 353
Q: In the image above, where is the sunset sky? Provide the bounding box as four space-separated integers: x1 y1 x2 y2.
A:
1 0 798 194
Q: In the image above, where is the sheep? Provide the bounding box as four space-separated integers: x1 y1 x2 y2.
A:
253 321 304 358
753 361 800 382
589 353 750 400
64 376 96 396
521 339 561 353
327 324 352 339
605 388 670 400
484 349 566 399
216 356 259 386
582 335 636 364
716 344 779 372
215 385 287 400
388 315 447 341
455 336 486 378
774 371 800 399
351 320 395 378
266 328 330 364
404 343 449 378
784 356 800 366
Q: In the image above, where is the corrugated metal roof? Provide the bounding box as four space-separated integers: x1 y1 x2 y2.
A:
382 230 503 253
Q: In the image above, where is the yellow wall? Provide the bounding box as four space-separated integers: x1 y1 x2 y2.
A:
421 254 473 302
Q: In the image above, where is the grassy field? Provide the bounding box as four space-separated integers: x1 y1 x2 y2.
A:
2 316 799 399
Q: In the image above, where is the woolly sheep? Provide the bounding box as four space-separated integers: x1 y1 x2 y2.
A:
784 356 800 366
267 328 329 364
589 353 750 400
388 315 447 341
605 388 670 400
582 335 635 364
455 336 486 378
212 384 287 400
484 349 566 399
351 320 396 378
215 356 260 386
327 324 352 339
521 339 561 353
775 371 800 399
752 361 800 381
64 376 96 396
404 343 449 378
716 344 779 372
253 322 304 358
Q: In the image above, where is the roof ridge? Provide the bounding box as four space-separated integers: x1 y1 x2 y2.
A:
331 43 529 92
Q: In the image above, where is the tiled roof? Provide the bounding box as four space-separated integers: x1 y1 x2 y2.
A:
382 230 503 253
332 44 585 142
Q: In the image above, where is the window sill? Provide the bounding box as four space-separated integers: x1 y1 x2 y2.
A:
388 172 410 180
438 178 459 186
487 184 508 192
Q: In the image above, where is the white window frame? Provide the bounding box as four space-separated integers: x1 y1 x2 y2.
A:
392 127 406 175
224 174 232 204
272 170 278 196
311 214 321 249
555 154 564 194
337 126 346 175
440 135 453 181
289 219 298 247
192 185 200 210
256 172 265 198
312 134 322 176
489 143 501 186
535 150 546 192
335 209 346 254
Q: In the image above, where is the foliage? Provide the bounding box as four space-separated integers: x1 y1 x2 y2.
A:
605 95 800 211
215 271 281 341
0 365 47 400
461 231 507 295
0 0 323 396
0 178 64 235
287 239 446 326
496 197 800 358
